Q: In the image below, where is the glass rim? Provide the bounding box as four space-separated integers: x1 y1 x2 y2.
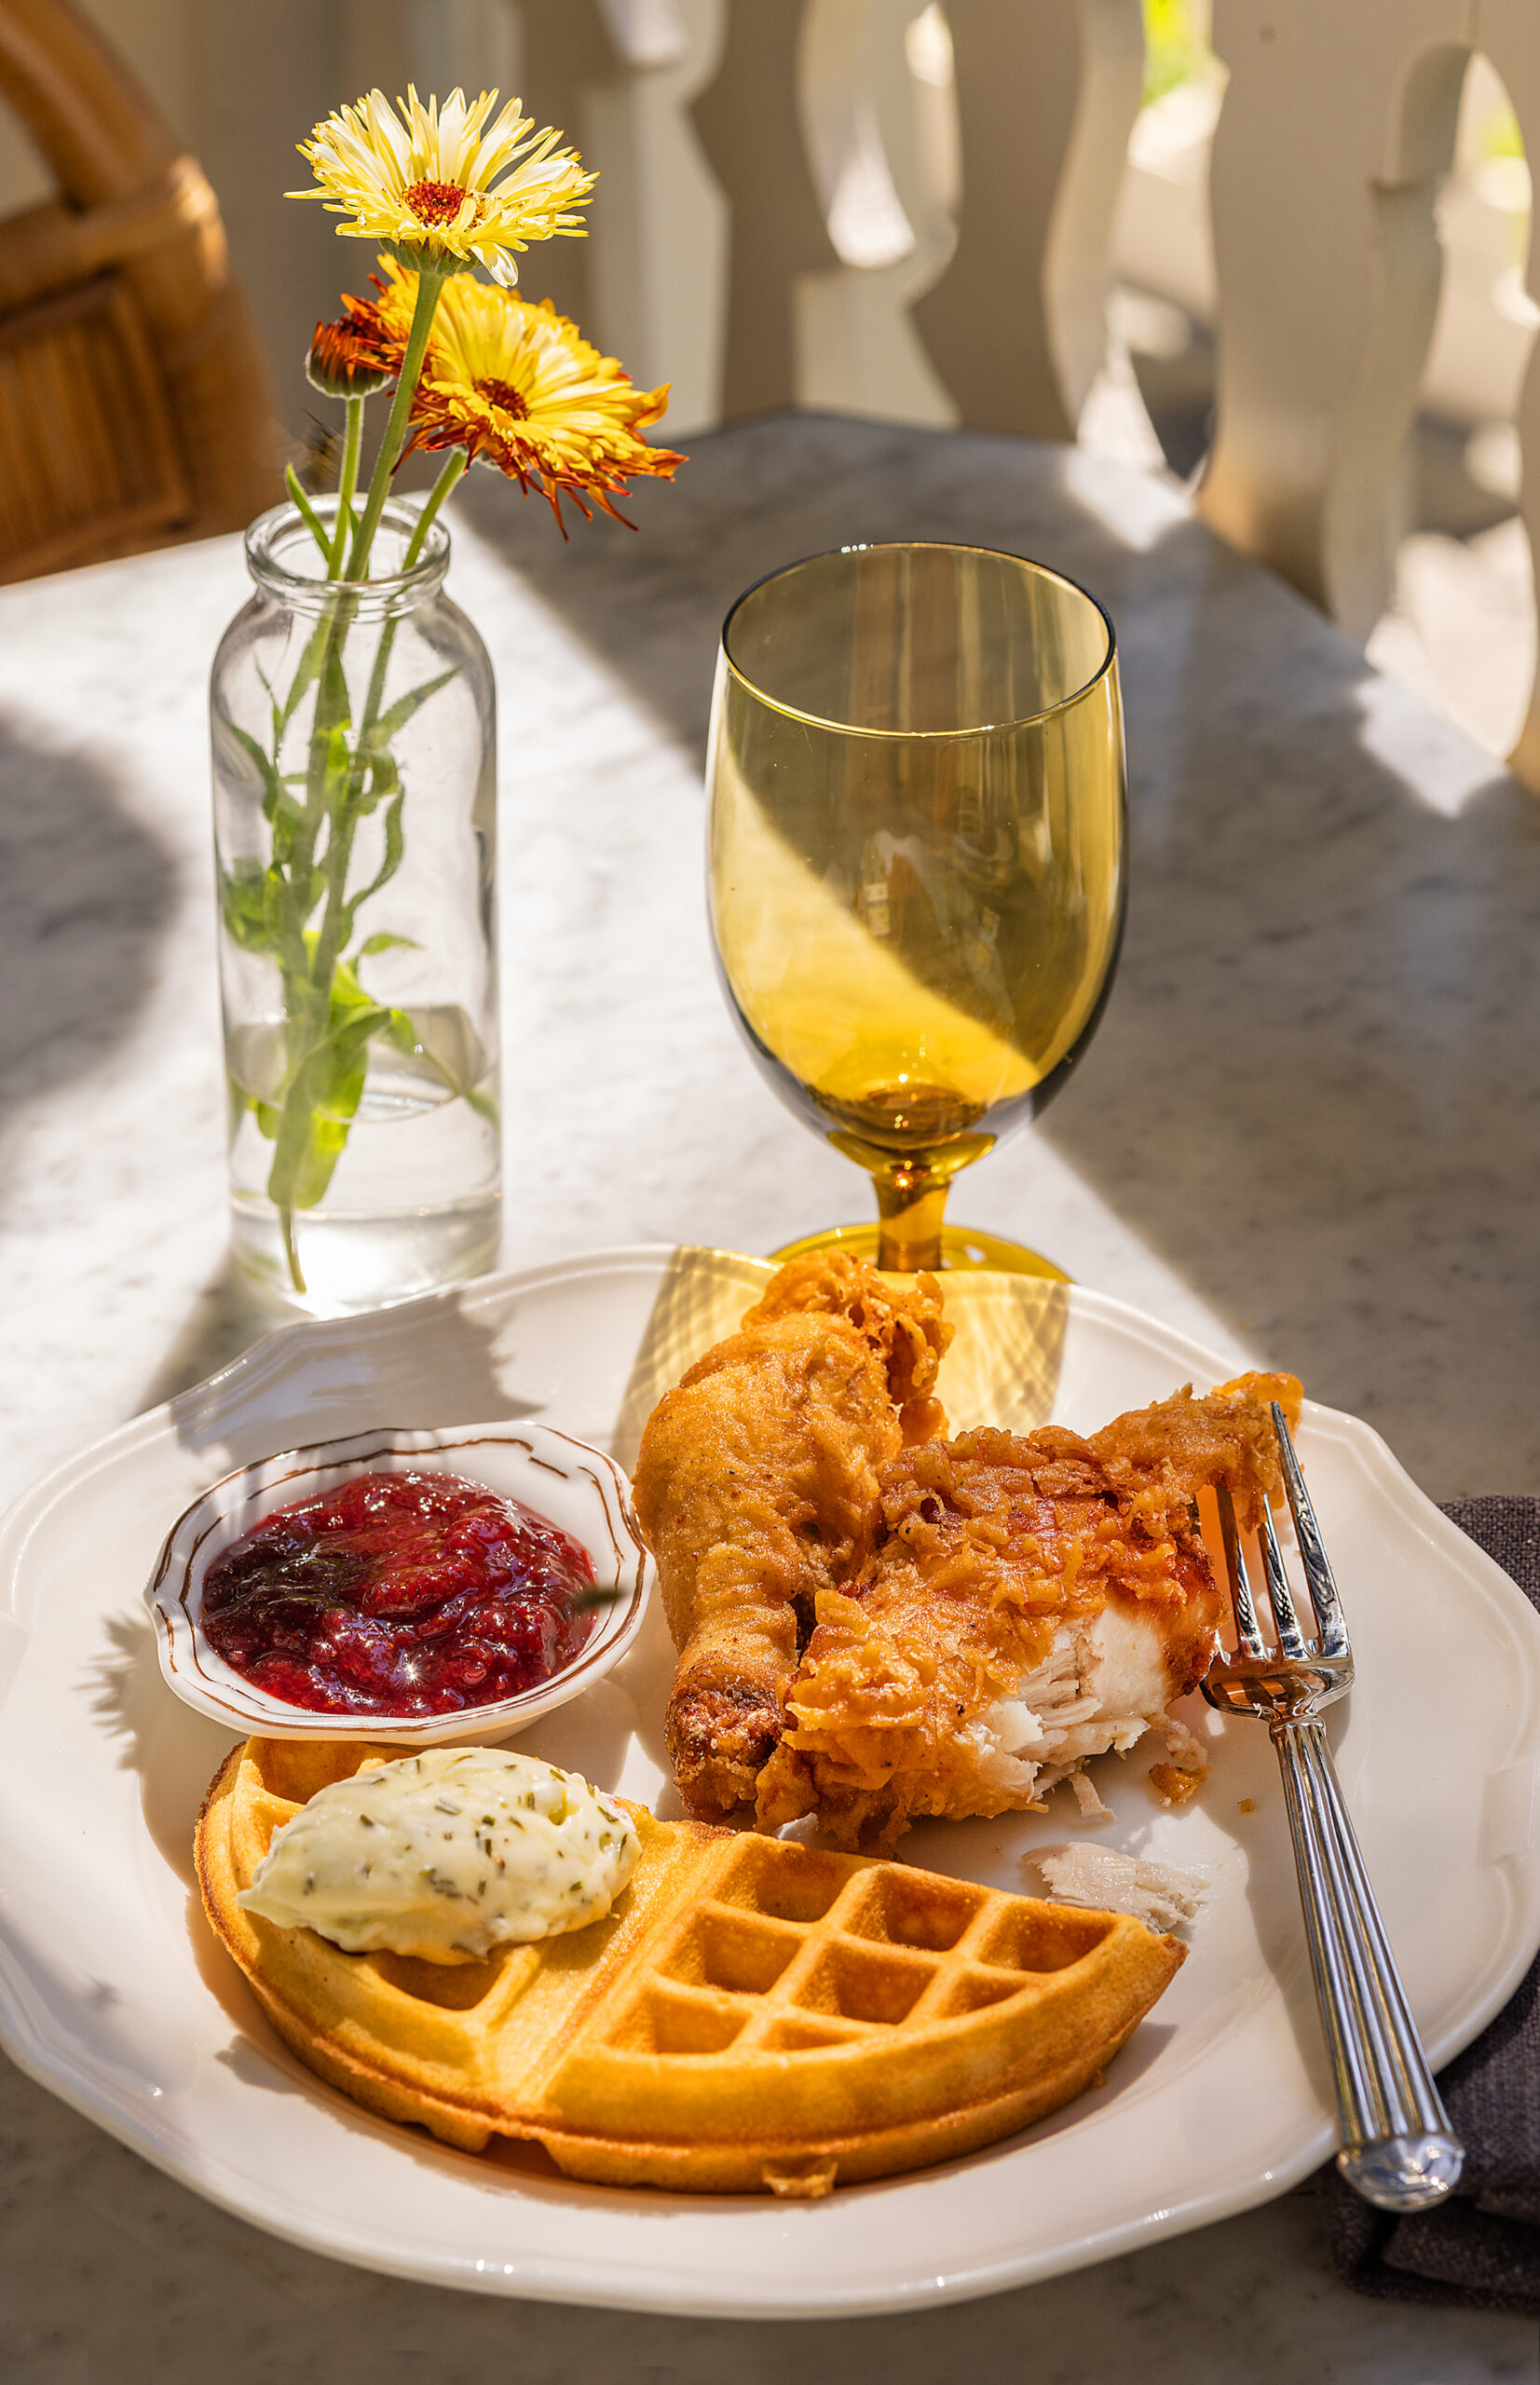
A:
719 539 1117 740
245 495 451 606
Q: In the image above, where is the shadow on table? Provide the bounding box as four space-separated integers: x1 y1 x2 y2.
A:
0 712 177 1160
457 416 1540 1498
145 1264 541 1477
137 1249 294 1411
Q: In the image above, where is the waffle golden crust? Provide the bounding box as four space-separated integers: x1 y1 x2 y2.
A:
197 1738 1184 2194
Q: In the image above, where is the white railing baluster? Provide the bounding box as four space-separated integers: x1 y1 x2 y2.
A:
1476 0 1540 790
689 0 841 417
515 0 729 433
795 0 957 426
910 0 1143 441
282 1 1540 787
1198 1 1467 638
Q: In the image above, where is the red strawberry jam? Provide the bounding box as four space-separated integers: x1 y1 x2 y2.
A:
199 1470 598 1716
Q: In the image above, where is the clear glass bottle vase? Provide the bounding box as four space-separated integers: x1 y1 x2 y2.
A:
211 497 501 1314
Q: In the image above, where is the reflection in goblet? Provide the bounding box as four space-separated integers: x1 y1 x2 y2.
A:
706 542 1126 1274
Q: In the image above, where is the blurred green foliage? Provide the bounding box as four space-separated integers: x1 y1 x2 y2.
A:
1142 0 1209 105
1138 5 1527 185
1475 97 1524 163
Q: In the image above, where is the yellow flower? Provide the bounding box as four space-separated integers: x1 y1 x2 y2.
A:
385 264 685 531
292 86 595 285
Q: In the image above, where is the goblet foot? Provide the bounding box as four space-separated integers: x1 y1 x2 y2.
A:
769 1221 1069 1280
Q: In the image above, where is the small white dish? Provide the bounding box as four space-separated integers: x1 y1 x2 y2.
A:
144 1418 651 1746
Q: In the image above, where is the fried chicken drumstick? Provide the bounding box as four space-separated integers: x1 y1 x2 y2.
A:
756 1372 1302 1847
632 1254 951 1818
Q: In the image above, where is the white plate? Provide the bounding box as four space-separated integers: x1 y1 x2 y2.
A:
1 1246 1538 2319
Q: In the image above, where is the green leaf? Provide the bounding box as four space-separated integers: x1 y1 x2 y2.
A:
285 462 332 560
367 666 456 747
373 782 406 888
225 1070 252 1144
221 722 307 859
216 721 306 861
277 613 333 738
321 636 352 718
222 719 281 796
381 1007 424 1062
287 1111 354 1210
335 784 406 948
220 859 279 954
246 610 458 1225
321 718 353 807
352 749 399 814
265 965 394 1213
326 954 388 1027
382 1002 494 1109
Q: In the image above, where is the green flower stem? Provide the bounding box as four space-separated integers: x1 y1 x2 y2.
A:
279 1197 306 1296
308 715 371 990
269 586 357 1289
336 457 467 838
345 266 445 581
266 275 457 1295
328 396 365 579
361 619 401 756
293 466 472 973
328 466 465 934
404 451 467 569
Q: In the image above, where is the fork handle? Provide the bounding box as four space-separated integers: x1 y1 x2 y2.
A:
1273 1719 1464 2211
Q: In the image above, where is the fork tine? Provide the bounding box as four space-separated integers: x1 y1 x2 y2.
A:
1272 1403 1349 1659
1217 1482 1267 1658
1259 1505 1311 1660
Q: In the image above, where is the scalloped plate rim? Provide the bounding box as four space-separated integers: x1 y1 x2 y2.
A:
0 1245 1536 2319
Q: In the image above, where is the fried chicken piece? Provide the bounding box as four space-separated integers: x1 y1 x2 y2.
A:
757 1374 1300 1848
632 1254 950 1819
741 1254 951 1447
1090 1370 1302 1533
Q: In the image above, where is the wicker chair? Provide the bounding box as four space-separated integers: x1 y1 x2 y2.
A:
0 0 280 582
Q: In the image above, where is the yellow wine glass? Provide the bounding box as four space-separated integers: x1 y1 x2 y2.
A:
706 542 1125 1275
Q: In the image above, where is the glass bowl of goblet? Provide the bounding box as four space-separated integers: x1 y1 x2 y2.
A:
706 541 1125 1275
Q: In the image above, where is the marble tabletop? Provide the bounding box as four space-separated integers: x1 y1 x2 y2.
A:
3 414 1538 2379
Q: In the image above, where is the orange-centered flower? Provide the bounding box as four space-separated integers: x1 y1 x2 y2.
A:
380 263 685 531
402 179 476 228
476 378 528 419
306 306 400 398
291 86 595 285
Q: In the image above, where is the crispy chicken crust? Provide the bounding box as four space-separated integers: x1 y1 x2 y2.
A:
757 1372 1303 1848
1090 1370 1302 1533
741 1255 952 1447
632 1255 951 1818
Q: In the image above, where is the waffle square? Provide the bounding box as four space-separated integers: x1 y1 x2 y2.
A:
197 1738 1184 2195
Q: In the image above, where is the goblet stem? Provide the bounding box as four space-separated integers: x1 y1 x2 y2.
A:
875 1171 950 1273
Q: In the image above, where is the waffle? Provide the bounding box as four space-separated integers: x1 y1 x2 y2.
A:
197 1738 1184 2195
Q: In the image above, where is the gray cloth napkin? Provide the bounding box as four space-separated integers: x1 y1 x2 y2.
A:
1320 1496 1540 2313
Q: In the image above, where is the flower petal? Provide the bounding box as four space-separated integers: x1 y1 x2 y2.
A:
383 264 684 531
290 87 593 274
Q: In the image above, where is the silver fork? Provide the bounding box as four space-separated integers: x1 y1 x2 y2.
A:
1201 1404 1464 2211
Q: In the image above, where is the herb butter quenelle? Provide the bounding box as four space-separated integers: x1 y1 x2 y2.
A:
238 1749 640 1961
